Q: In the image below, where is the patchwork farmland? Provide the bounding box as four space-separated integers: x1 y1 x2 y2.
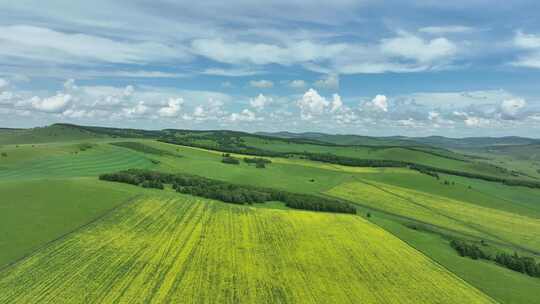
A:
0 124 539 303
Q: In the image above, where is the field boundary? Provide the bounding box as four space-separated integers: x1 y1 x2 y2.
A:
0 194 144 274
379 221 501 304
321 186 540 257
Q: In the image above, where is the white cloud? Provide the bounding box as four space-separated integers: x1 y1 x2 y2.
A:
500 98 526 118
330 94 343 112
193 33 460 75
397 118 423 128
512 31 540 68
191 39 346 66
514 31 540 49
62 109 92 119
512 56 540 69
428 111 440 121
419 26 474 34
202 68 262 77
124 85 135 97
366 94 388 112
221 81 233 88
398 90 515 109
333 110 357 124
0 78 9 91
453 111 492 127
249 80 274 88
229 109 258 122
297 89 329 120
123 101 149 117
249 94 272 111
31 93 72 113
289 80 307 88
91 70 187 78
184 99 226 121
296 88 342 120
0 25 190 65
158 98 184 117
381 32 457 63
314 74 339 89
464 116 491 127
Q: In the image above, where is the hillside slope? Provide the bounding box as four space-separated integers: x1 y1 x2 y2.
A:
0 124 108 145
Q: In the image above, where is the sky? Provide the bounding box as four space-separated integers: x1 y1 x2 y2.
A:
1 1 540 137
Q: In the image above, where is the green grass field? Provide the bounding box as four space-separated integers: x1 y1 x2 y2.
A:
0 142 155 181
0 178 144 268
0 195 495 304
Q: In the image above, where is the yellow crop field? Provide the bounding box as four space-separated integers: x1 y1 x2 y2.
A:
0 195 495 303
327 181 540 252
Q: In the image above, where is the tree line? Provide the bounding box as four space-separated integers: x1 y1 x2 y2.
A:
158 136 288 158
111 141 181 157
99 169 356 214
221 153 240 165
450 240 540 277
243 157 271 168
303 153 540 189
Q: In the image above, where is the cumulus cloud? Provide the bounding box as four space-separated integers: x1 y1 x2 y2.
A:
31 93 72 113
158 98 184 117
229 109 258 122
123 101 149 117
500 98 526 118
297 89 329 120
453 111 492 127
314 74 339 89
249 80 274 88
184 99 226 121
249 94 272 111
464 116 491 127
296 88 343 120
365 95 388 112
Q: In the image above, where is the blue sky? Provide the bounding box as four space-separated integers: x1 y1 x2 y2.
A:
1 1 540 137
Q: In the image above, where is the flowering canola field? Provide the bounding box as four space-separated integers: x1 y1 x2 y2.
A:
0 195 495 303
